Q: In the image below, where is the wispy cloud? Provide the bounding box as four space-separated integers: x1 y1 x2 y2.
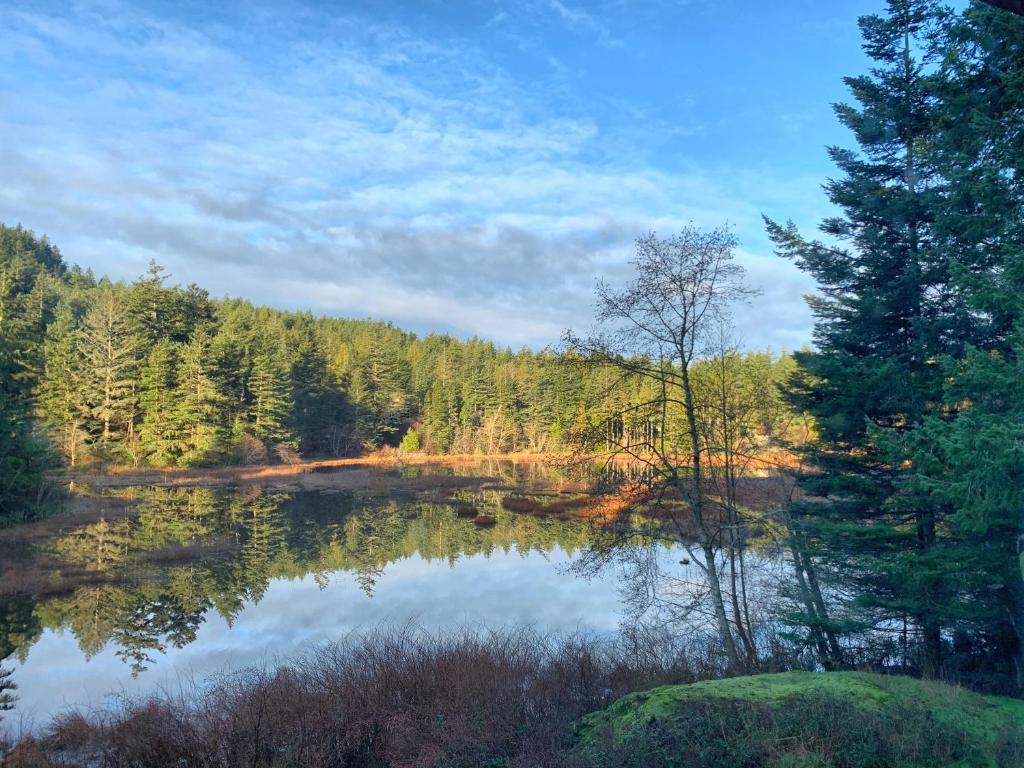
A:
0 0 828 350
543 0 622 46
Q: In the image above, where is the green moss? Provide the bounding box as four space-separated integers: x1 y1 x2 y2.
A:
571 672 1024 768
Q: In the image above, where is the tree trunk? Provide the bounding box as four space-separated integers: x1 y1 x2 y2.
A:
680 359 742 669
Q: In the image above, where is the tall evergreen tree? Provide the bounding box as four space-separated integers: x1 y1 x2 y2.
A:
903 4 1024 692
348 332 409 448
38 304 87 467
766 0 958 676
174 329 226 466
77 289 139 455
289 329 346 455
138 340 180 466
246 348 297 450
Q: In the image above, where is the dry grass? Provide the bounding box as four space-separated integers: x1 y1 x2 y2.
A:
54 453 569 490
53 450 800 492
3 626 712 768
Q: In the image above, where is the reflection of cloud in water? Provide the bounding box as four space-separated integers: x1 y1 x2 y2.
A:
11 547 622 724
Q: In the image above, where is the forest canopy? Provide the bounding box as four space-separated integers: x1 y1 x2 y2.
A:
0 222 798 521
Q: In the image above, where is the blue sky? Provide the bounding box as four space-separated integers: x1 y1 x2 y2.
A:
0 0 881 349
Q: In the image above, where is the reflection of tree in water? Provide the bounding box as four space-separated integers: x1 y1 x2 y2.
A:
7 481 593 674
52 516 134 571
132 487 219 550
232 489 290 604
0 594 41 662
112 570 215 675
49 585 127 660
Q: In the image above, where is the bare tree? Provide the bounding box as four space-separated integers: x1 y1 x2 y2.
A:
694 329 766 665
565 225 760 671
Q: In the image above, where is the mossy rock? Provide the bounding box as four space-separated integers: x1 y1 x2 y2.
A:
570 672 1024 768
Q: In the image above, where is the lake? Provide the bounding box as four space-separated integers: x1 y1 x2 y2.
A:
1 461 687 726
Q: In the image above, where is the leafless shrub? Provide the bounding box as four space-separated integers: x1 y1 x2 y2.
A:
273 443 302 465
237 434 268 465
8 626 703 768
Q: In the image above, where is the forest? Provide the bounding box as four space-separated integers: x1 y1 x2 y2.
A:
0 222 797 520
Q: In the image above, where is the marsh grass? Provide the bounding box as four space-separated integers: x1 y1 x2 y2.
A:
3 626 703 768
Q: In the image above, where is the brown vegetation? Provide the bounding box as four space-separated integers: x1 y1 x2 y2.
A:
53 450 797 492
2 627 713 768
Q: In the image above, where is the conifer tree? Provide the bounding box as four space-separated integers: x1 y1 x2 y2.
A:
247 348 297 450
423 378 454 452
348 332 409 448
766 0 957 675
138 340 179 466
126 261 172 351
38 304 87 466
77 289 139 453
0 352 48 521
289 330 345 455
174 329 226 466
904 4 1024 691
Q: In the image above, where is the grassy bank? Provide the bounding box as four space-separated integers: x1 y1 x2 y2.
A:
4 629 1022 767
573 672 1024 768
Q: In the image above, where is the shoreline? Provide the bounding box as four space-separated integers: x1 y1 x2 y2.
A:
53 448 798 490
53 452 567 490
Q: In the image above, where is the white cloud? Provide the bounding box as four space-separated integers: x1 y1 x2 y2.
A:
0 0 821 351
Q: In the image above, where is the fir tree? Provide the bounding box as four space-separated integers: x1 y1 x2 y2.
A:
246 348 297 450
76 289 139 454
766 0 957 675
38 304 87 467
903 4 1024 691
174 329 226 466
138 340 179 466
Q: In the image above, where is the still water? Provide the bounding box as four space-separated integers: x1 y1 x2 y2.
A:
2 463 665 725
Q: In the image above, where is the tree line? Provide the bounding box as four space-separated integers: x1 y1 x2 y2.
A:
0 224 798 522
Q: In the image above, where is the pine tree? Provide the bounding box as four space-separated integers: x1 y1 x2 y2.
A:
0 358 48 522
77 289 139 456
38 304 87 467
766 0 958 676
0 224 65 397
0 225 65 517
423 378 454 452
126 261 173 351
174 329 226 466
348 331 409 448
138 340 179 466
289 329 345 455
909 338 1024 693
903 5 1024 692
247 348 297 450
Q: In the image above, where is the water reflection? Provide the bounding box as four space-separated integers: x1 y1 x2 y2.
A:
2 475 628 722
